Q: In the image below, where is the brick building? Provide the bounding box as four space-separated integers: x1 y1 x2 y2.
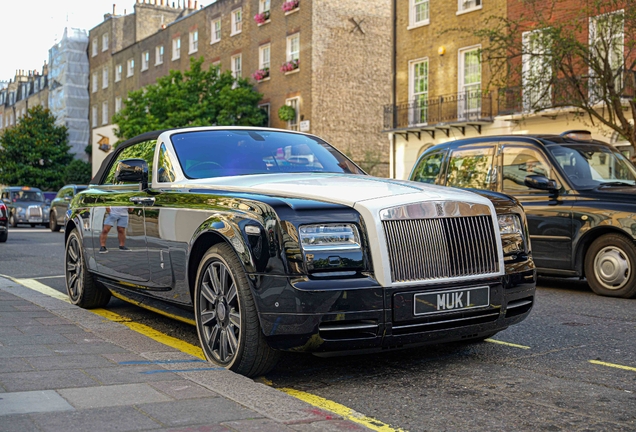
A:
89 0 392 176
384 0 634 179
0 66 48 134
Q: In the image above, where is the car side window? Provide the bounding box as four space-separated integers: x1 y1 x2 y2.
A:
446 146 496 190
412 150 446 184
157 143 176 183
104 140 156 185
502 146 553 193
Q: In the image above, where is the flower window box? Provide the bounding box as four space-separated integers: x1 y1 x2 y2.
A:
280 59 299 73
282 0 299 14
254 11 270 25
252 68 270 82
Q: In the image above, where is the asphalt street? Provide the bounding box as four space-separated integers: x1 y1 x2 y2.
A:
1 227 635 431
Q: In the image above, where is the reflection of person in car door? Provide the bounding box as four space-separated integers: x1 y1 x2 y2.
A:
99 207 129 253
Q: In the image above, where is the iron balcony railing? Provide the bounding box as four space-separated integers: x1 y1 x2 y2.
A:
383 90 494 131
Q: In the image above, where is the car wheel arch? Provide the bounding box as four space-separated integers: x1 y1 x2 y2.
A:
576 226 634 277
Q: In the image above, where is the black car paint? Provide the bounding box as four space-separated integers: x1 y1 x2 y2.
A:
411 135 636 277
66 129 535 354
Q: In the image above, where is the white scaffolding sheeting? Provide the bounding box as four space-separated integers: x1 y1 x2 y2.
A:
49 28 89 161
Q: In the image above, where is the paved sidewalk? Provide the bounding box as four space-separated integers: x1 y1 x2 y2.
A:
0 277 371 432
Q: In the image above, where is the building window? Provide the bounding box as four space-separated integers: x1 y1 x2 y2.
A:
102 33 109 51
410 0 430 27
409 58 429 125
115 64 122 82
458 46 481 119
92 105 98 128
92 73 98 93
172 37 181 60
522 29 551 111
91 38 98 57
102 67 109 89
189 30 198 53
34 79 40 93
0 114 3 129
231 8 243 35
212 60 221 77
259 103 270 127
102 101 109 125
211 19 221 43
156 45 164 65
142 51 150 71
115 97 122 113
285 97 300 131
259 0 270 13
457 0 482 14
259 44 271 70
231 54 242 79
287 33 300 61
589 11 624 100
127 59 134 77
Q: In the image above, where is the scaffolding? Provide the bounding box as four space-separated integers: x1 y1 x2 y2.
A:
48 28 89 161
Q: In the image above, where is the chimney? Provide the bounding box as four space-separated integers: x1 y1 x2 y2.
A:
194 1 198 9
113 3 116 15
187 0 192 9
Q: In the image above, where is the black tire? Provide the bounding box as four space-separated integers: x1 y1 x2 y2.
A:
9 214 17 228
65 229 111 308
194 243 280 377
584 234 636 299
0 231 7 243
30 223 36 228
50 212 61 232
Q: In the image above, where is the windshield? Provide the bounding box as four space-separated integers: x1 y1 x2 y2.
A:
11 191 44 202
547 144 636 189
170 130 365 179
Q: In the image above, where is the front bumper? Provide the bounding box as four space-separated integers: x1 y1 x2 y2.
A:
252 266 536 353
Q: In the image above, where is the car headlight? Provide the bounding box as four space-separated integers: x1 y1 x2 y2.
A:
299 224 362 251
17 208 25 215
497 214 526 257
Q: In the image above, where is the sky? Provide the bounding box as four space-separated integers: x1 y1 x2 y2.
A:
0 0 165 82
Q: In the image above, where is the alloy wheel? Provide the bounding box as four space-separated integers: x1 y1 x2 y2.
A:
66 235 83 300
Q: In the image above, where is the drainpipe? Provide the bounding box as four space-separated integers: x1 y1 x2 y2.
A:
390 0 397 179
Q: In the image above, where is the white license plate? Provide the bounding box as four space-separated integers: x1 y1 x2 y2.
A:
414 286 490 316
29 218 42 223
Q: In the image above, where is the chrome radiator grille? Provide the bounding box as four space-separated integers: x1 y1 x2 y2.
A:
383 215 499 282
26 206 43 218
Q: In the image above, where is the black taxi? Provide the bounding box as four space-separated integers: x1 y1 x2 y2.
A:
410 130 636 299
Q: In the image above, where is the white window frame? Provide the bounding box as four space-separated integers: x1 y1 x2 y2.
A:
211 19 221 44
115 64 122 82
409 0 430 29
102 101 109 125
142 51 149 71
212 60 221 77
102 67 109 89
92 73 98 93
156 45 164 65
127 59 134 77
102 33 109 52
231 8 243 35
457 0 482 15
189 30 199 54
458 45 482 119
259 44 271 70
286 33 300 62
285 97 300 131
115 97 122 114
231 54 242 79
522 29 552 111
259 0 271 13
589 10 624 102
91 105 98 128
0 114 3 129
408 58 429 125
91 38 98 57
172 37 181 60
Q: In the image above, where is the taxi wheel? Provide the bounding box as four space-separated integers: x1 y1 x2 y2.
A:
9 214 17 228
65 229 111 308
0 231 7 243
194 243 280 377
584 234 636 299
50 212 61 232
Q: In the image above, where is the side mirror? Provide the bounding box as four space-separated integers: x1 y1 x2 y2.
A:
115 158 149 190
525 175 558 192
45 199 51 205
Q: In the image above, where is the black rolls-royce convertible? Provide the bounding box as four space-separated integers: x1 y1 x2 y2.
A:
64 127 536 376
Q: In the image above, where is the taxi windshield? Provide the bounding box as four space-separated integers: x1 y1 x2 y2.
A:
11 190 44 202
547 144 636 189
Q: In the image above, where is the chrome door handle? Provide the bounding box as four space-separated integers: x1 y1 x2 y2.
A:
129 197 155 206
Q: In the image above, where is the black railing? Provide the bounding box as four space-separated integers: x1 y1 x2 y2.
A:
383 91 494 130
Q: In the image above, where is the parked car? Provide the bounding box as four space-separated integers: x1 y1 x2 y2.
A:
410 130 636 299
49 184 87 232
0 200 8 242
65 127 536 376
0 186 50 228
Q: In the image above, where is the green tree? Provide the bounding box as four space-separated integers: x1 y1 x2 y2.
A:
112 57 267 143
462 0 636 149
64 159 93 184
0 105 73 190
